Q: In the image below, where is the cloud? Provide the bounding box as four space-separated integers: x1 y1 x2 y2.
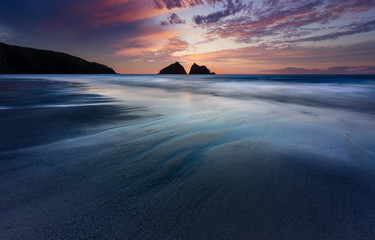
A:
153 0 204 9
193 0 248 24
201 0 375 44
115 29 188 60
58 0 170 28
266 66 375 74
291 19 375 42
4 0 374 46
206 0 324 42
161 13 186 25
163 37 189 54
0 0 172 36
115 27 178 53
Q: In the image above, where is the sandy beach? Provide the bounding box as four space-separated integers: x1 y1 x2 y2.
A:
1 75 375 239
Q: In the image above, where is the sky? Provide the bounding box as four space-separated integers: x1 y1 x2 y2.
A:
0 0 374 74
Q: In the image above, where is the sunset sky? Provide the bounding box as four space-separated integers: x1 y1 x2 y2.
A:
0 0 374 73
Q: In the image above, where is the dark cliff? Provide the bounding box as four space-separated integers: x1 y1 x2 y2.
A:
189 63 215 74
0 42 116 74
159 62 187 74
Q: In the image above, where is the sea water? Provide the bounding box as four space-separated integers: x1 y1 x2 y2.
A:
1 74 375 239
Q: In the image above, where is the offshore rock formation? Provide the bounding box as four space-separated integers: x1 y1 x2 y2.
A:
0 42 116 74
189 63 215 74
159 62 187 74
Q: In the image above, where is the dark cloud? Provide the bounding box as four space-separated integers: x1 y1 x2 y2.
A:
193 0 248 24
161 13 186 25
202 0 375 44
153 0 203 9
292 19 375 42
325 0 375 14
262 0 280 7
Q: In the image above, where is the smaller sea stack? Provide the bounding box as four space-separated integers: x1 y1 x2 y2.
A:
159 62 187 74
189 63 215 74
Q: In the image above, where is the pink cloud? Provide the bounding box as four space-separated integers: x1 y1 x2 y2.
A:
51 0 171 31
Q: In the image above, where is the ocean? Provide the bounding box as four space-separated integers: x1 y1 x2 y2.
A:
1 74 375 239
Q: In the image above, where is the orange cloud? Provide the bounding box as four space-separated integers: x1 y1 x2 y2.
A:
93 0 171 25
114 28 181 56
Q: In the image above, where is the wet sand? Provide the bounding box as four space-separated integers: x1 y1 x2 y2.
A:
1 75 375 239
